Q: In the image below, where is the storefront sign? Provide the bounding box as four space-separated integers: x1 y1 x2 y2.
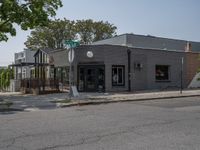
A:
87 51 93 58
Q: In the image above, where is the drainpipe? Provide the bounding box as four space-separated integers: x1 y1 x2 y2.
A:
127 49 131 92
180 57 184 94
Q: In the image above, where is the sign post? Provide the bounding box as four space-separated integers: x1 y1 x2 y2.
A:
180 57 184 94
64 40 80 99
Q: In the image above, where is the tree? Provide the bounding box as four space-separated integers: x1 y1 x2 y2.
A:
75 19 117 44
25 19 76 50
25 19 117 49
0 68 13 91
0 0 62 42
0 69 6 91
93 21 117 42
75 19 94 44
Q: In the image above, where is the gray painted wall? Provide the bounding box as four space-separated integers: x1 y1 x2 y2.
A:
50 49 69 67
24 49 35 63
131 48 186 91
14 49 35 79
73 45 186 92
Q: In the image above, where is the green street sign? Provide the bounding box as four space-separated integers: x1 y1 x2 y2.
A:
64 40 80 48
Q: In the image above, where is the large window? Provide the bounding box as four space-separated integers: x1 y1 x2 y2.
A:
112 65 125 86
155 65 170 81
54 67 69 85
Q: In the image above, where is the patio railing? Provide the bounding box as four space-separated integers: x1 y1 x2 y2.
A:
21 78 60 94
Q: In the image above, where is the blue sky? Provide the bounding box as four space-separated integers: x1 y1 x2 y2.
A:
0 0 200 66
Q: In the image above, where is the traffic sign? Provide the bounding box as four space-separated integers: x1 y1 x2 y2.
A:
68 49 74 63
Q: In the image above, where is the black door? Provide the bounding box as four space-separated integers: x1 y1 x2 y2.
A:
78 65 105 92
86 68 96 91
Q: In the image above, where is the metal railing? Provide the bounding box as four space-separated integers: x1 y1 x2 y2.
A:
21 78 60 94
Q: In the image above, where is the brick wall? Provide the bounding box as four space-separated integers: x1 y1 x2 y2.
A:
185 52 200 86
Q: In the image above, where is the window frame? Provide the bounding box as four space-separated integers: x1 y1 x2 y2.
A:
112 65 125 86
155 65 171 82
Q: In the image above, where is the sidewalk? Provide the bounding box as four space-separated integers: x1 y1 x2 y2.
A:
57 89 200 107
1 89 200 111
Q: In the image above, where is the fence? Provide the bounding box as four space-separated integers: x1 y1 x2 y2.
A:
21 78 60 94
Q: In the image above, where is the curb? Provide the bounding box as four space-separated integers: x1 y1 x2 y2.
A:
0 108 23 112
58 94 200 108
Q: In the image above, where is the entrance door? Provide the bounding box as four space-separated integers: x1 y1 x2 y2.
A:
78 65 105 92
86 68 96 91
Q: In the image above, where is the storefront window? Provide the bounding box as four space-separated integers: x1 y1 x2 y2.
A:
112 65 125 86
155 65 170 81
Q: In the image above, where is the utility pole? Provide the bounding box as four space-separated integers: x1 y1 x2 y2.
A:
69 46 73 99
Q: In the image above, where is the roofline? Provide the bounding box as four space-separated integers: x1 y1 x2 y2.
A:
48 48 68 54
79 44 200 54
92 34 127 44
33 49 39 57
92 33 200 44
132 34 200 43
33 48 52 57
40 49 49 54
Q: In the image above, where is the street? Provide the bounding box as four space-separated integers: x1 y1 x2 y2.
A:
1 96 200 150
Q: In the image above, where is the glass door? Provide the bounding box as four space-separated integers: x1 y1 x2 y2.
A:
78 65 105 92
85 68 96 92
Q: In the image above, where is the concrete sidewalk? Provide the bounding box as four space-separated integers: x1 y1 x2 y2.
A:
57 89 200 107
1 89 200 111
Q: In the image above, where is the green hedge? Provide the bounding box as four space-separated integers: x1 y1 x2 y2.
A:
0 68 14 91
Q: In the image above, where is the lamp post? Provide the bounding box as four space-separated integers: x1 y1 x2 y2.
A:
64 40 80 99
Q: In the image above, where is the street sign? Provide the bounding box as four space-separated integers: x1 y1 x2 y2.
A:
64 40 80 49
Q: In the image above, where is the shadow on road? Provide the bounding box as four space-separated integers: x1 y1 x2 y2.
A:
0 93 69 114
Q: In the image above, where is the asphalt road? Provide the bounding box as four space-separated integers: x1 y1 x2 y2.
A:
1 96 200 150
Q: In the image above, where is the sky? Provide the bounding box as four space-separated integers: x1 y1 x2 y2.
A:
0 0 200 66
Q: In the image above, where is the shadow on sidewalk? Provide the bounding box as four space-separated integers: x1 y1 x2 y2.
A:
0 92 70 114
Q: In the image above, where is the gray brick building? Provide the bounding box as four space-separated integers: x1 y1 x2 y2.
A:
33 34 200 92
72 45 187 92
70 34 200 92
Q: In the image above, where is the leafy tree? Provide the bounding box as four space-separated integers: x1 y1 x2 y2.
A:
0 69 3 90
75 19 117 44
25 19 117 49
93 21 117 42
75 19 94 44
0 69 6 90
0 68 13 91
0 0 62 42
25 19 76 50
